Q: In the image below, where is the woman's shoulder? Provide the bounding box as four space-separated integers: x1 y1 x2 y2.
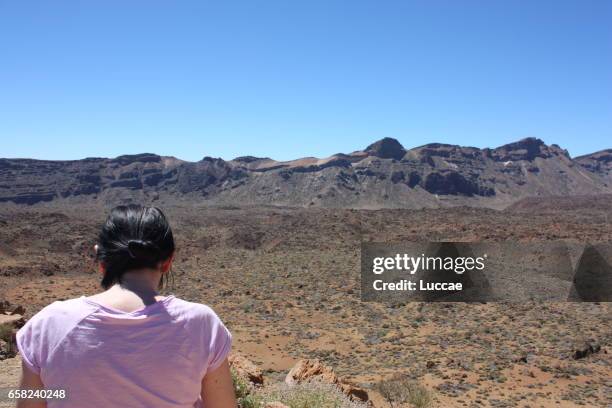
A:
23 297 98 329
167 297 232 364
166 296 224 323
16 297 100 368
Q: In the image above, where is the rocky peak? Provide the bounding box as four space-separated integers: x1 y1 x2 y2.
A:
365 137 406 160
490 137 559 162
200 156 228 165
233 156 270 163
411 143 482 160
113 153 161 165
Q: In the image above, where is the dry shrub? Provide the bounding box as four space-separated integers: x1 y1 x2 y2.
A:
0 324 17 357
261 381 368 408
376 375 434 408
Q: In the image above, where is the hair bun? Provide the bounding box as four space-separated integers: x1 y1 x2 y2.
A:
127 239 160 263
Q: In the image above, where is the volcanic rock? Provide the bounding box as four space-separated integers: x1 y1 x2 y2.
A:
285 359 369 402
229 353 264 385
575 149 612 184
365 137 406 160
572 340 602 360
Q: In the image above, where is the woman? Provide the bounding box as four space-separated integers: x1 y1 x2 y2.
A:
16 205 237 408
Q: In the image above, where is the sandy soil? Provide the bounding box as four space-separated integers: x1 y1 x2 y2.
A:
0 203 611 407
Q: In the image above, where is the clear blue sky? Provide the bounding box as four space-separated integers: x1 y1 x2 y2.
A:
1 0 610 161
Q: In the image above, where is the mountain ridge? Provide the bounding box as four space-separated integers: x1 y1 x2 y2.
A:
1 137 610 208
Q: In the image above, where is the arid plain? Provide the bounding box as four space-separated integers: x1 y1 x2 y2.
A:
1 198 611 407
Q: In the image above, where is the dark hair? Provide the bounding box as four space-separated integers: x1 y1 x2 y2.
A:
96 205 175 289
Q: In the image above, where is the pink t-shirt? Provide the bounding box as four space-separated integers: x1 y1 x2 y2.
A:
16 295 232 408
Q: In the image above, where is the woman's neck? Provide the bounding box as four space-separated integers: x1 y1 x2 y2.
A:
119 270 162 303
89 270 165 311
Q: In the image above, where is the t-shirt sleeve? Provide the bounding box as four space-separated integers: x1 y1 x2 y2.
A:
16 315 43 374
206 314 232 372
15 299 93 376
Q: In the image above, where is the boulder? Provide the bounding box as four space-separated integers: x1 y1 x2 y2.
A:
572 340 602 360
0 300 25 316
285 359 338 386
229 353 264 385
285 359 369 402
10 305 25 316
0 313 24 329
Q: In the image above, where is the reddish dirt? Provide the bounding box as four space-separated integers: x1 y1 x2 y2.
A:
1 203 611 407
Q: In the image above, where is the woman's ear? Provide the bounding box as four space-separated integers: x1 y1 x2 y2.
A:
161 253 175 273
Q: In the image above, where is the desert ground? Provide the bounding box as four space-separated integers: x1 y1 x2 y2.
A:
0 200 611 407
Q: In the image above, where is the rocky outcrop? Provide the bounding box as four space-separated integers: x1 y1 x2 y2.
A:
0 301 25 316
0 314 23 329
488 137 568 162
0 301 25 360
572 340 602 360
575 149 612 184
229 353 264 385
422 171 494 196
285 359 369 402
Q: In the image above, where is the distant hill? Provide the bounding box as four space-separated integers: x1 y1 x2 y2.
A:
1 138 610 209
574 149 612 185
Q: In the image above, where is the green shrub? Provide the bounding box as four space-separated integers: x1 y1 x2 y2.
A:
239 394 263 408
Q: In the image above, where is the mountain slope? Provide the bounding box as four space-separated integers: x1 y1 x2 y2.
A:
574 149 612 186
0 138 610 209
